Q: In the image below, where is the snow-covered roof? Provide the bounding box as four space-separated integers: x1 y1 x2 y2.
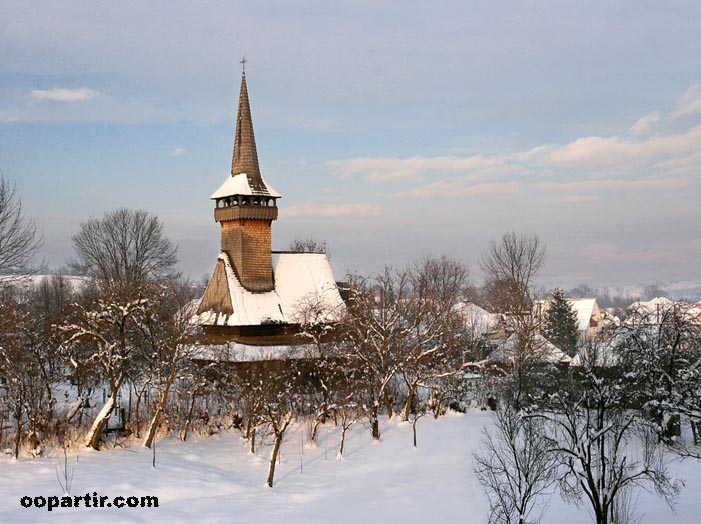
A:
210 172 281 199
453 301 500 337
569 298 598 332
626 296 700 324
534 297 599 332
629 296 676 313
193 252 345 327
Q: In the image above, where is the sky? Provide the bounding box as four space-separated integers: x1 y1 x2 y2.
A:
1 0 700 289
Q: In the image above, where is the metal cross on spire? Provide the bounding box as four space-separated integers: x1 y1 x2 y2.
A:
240 55 247 73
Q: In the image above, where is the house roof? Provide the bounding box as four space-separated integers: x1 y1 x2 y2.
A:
535 297 599 332
193 252 345 327
569 298 598 331
629 296 676 313
453 301 500 337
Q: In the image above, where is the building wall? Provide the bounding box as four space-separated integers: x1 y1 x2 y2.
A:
220 219 273 292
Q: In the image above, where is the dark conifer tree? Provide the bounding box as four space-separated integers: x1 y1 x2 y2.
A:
544 288 579 356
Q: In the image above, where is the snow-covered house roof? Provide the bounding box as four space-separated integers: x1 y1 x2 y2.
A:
454 301 500 338
534 297 600 332
626 296 700 325
570 298 600 332
193 252 345 327
629 296 676 315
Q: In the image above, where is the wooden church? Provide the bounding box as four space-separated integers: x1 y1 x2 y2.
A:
192 68 345 355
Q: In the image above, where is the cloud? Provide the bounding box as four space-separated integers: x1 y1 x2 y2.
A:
30 87 100 103
536 178 686 192
537 126 701 169
170 147 186 157
629 111 661 136
394 180 521 198
672 84 701 118
281 203 382 218
328 107 701 192
327 110 699 202
327 155 516 182
653 150 701 175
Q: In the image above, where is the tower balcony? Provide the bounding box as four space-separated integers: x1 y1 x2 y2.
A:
214 205 278 222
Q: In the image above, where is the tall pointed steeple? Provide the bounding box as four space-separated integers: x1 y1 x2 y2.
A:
231 71 268 193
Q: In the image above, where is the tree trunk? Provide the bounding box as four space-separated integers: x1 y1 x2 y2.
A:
412 419 417 448
338 426 348 459
143 367 176 448
384 392 393 419
250 427 256 454
85 374 124 450
14 404 22 459
181 393 196 442
267 431 284 487
402 384 416 422
310 405 327 442
0 406 4 451
371 404 380 439
133 388 144 438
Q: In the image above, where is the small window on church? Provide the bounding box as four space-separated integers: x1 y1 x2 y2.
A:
232 198 239 207
253 198 260 206
242 197 250 206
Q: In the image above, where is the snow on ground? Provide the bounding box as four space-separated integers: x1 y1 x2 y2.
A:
1 412 699 523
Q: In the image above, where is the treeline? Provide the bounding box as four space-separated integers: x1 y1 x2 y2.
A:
2 174 700 503
0 174 482 490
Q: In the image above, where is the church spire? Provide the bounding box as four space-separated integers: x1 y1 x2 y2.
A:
231 67 263 191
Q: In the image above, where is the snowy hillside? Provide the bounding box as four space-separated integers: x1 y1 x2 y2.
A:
1 413 699 524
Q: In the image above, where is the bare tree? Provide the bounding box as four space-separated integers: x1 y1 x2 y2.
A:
341 268 407 438
62 209 179 449
480 232 545 313
0 293 59 457
70 208 177 297
479 232 548 409
538 368 682 524
257 361 299 488
474 403 558 524
138 279 201 448
61 291 148 449
0 173 42 276
398 256 471 421
287 237 327 255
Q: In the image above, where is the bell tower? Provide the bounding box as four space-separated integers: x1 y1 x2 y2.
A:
210 68 280 292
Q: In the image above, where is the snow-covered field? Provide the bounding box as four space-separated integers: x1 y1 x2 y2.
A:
1 412 699 524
